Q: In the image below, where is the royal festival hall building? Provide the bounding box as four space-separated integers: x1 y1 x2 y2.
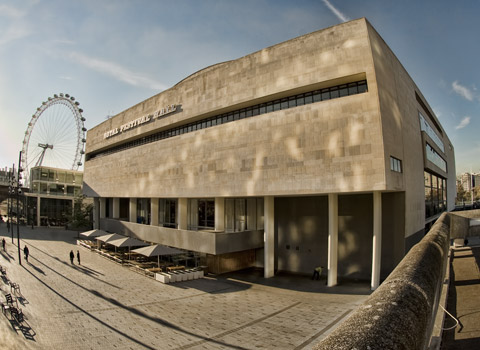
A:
83 18 455 289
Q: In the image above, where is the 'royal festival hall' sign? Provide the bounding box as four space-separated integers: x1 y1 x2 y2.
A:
103 104 177 139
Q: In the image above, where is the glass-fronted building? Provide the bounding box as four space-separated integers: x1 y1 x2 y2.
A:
25 166 83 226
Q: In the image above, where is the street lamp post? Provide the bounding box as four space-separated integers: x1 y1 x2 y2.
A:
8 152 23 265
16 151 23 265
8 163 15 243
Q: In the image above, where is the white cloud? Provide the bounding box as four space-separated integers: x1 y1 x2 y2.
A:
452 81 474 101
455 116 471 130
0 22 31 46
67 52 167 91
0 5 26 18
322 0 350 23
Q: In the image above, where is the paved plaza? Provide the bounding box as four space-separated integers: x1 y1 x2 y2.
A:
0 224 370 350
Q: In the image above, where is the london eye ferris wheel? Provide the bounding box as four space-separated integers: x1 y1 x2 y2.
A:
21 93 87 187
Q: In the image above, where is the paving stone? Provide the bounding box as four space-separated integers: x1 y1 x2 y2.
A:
0 225 369 349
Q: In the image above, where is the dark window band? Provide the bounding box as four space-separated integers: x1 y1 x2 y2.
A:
87 80 368 160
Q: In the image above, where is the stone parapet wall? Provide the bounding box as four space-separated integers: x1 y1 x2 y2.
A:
314 213 450 350
450 209 480 239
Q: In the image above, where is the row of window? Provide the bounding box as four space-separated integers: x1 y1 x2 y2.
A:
103 197 266 233
419 112 444 152
87 80 368 160
30 167 82 185
426 143 447 172
425 171 447 219
31 182 82 197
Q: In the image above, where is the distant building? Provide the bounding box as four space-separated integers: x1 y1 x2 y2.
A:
0 167 15 218
24 166 83 226
83 18 455 288
460 172 480 193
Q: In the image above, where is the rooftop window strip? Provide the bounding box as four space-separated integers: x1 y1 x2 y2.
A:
86 79 368 161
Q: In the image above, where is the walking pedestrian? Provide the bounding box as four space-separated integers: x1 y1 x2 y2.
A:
2 238 5 251
70 250 74 264
24 245 29 262
77 250 81 265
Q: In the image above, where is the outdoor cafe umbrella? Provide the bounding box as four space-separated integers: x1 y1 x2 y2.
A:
80 229 109 238
95 233 125 243
107 236 149 257
131 244 183 268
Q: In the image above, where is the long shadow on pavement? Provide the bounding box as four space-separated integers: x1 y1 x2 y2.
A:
22 265 249 350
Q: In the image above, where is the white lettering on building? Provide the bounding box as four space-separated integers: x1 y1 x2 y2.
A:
103 104 177 139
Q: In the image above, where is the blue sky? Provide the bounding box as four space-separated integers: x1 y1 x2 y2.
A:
0 0 479 177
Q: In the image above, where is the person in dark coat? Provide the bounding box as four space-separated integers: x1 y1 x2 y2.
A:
70 250 74 264
24 245 29 262
77 250 81 265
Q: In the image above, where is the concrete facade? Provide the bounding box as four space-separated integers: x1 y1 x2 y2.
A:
83 18 455 285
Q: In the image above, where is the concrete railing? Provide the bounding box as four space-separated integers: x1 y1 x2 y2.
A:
314 213 450 350
449 209 480 240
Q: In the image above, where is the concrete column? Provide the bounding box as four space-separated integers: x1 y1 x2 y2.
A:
264 196 275 278
129 198 137 223
36 196 41 227
371 191 382 290
178 198 188 230
112 198 120 219
151 198 159 226
215 197 225 232
93 197 100 229
328 193 338 287
99 198 106 219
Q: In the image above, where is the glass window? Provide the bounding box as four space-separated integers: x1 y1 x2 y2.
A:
357 81 368 93
266 102 274 113
235 198 246 232
313 90 321 102
273 100 281 111
136 198 151 225
304 92 313 104
424 171 431 187
197 199 214 229
330 87 339 99
245 107 252 118
259 103 266 114
159 199 177 228
426 143 447 172
390 157 402 173
280 98 288 109
288 96 296 108
419 112 444 152
67 185 75 196
339 84 348 97
348 82 358 95
321 89 330 101
256 198 264 230
225 199 235 232
246 198 257 231
73 186 82 197
296 95 305 106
